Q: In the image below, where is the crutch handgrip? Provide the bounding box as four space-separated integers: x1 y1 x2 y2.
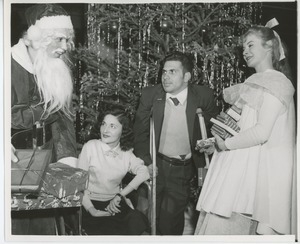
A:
196 108 210 169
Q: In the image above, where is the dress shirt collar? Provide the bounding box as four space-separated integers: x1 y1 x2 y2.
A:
166 87 188 105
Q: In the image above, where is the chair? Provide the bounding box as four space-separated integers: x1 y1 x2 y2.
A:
121 173 153 230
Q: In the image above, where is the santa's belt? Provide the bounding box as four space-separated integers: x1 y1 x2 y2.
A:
157 153 192 166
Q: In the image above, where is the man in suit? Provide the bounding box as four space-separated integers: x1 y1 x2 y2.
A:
134 51 219 235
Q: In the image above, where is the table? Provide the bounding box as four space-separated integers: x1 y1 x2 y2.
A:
11 192 83 211
11 163 88 235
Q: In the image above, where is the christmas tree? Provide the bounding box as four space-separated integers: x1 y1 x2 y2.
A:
73 2 262 205
74 2 262 143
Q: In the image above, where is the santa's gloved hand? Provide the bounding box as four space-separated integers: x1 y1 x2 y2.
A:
11 144 18 163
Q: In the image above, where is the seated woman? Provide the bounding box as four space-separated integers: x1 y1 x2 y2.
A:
76 107 150 235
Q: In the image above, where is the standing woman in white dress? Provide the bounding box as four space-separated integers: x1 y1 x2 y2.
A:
194 23 296 235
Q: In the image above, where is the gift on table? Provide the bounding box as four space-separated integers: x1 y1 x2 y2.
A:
41 162 88 198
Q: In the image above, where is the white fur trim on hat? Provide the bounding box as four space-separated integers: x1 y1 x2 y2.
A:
35 15 73 29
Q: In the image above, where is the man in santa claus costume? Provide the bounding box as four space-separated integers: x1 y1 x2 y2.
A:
11 4 77 234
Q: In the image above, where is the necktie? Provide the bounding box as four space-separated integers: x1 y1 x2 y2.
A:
170 97 180 106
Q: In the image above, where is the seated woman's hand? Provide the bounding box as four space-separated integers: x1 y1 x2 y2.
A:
105 194 122 215
148 164 158 178
88 206 111 217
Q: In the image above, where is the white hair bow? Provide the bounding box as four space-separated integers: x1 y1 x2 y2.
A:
265 18 285 61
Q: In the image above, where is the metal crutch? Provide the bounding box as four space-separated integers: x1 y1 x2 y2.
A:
196 108 210 187
149 116 156 235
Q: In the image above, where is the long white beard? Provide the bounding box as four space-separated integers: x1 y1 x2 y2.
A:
33 49 73 118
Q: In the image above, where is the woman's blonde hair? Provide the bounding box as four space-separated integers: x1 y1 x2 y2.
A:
242 26 292 81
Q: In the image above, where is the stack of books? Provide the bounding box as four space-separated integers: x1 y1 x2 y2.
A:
210 105 242 139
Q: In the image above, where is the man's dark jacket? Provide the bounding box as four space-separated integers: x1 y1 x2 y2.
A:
133 83 219 169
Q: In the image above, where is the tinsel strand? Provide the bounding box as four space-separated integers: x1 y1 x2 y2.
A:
181 3 185 52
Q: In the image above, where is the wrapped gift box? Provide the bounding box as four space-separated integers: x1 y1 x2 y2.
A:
41 162 88 198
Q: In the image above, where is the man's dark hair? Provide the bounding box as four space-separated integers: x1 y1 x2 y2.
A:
161 51 194 74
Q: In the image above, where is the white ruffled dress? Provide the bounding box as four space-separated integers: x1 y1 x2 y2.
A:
195 70 296 235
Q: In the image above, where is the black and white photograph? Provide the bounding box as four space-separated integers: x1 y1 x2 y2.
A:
4 0 298 242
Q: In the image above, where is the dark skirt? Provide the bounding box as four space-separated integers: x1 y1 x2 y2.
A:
82 199 149 235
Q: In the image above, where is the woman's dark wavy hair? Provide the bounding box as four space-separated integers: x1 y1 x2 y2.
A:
90 107 134 151
242 25 292 81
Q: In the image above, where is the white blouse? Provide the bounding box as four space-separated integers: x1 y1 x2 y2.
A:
77 139 150 210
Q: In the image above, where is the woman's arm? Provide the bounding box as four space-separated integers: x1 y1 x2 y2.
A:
82 190 94 210
125 153 150 192
224 92 284 150
77 145 94 212
105 152 150 215
76 143 90 171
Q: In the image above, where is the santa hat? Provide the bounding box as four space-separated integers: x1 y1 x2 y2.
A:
25 4 73 31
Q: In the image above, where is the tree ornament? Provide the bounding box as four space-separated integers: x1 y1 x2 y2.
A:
110 21 118 33
214 44 219 52
161 17 170 33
